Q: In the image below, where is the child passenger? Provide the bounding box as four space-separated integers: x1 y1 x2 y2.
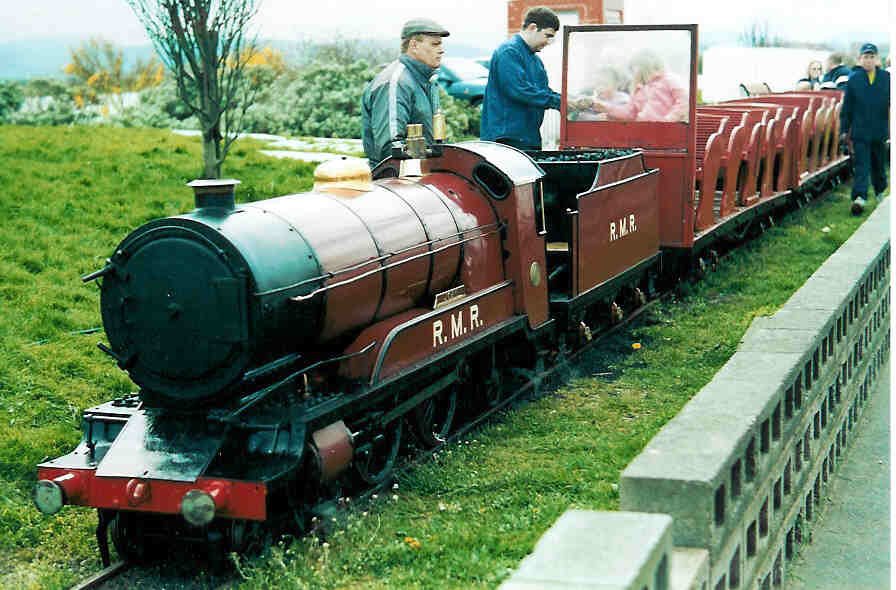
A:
568 65 630 120
593 49 687 122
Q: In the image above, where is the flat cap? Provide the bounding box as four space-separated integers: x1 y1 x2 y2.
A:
860 42 878 55
401 18 450 39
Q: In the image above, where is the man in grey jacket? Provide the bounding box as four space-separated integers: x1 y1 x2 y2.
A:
361 19 449 168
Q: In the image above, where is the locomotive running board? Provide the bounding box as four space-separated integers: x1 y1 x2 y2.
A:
95 409 227 482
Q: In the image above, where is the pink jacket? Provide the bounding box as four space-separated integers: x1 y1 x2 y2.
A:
605 73 687 122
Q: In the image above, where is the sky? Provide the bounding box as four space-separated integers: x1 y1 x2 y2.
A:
0 0 891 49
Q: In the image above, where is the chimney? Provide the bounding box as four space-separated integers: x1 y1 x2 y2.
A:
187 179 240 211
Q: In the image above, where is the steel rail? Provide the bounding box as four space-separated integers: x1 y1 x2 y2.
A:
69 561 130 590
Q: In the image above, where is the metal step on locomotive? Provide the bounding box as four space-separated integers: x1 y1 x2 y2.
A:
33 24 851 564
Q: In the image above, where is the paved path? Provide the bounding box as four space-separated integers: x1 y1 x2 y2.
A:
786 361 890 590
172 130 363 162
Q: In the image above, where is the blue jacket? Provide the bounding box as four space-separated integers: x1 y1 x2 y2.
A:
840 66 890 142
821 64 851 90
361 55 441 166
481 34 561 147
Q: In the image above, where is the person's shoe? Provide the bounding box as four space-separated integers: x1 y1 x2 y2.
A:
851 196 866 215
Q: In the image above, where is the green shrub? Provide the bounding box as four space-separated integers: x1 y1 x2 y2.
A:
11 78 101 126
242 63 481 141
7 39 482 141
243 60 374 138
441 91 480 140
20 78 70 101
11 97 81 126
0 81 24 122
110 78 198 129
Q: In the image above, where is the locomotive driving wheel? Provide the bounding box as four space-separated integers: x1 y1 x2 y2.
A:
413 384 458 446
353 420 403 486
482 366 505 407
709 249 720 271
469 346 506 408
609 301 624 324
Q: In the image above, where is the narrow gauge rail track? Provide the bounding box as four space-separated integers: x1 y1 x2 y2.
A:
68 561 129 590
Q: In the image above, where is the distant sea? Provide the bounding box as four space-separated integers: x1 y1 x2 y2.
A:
0 38 154 80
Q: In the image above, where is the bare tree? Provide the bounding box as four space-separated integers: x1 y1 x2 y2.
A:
127 0 259 178
739 21 784 48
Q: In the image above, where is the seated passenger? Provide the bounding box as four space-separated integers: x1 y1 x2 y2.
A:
568 65 631 121
796 60 823 90
593 49 687 122
820 52 852 90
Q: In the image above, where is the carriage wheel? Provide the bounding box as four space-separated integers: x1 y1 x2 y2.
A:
353 420 403 486
413 385 458 446
692 256 708 280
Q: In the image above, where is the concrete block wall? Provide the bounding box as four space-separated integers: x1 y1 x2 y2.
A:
621 198 890 590
499 510 691 590
501 199 889 590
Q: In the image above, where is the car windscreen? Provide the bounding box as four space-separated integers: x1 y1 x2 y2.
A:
442 58 489 79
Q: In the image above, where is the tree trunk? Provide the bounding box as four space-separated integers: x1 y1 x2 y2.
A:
201 125 221 179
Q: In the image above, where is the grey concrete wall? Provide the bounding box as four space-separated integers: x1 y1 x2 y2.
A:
501 199 890 590
621 198 890 589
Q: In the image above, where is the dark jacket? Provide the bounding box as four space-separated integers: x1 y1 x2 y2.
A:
481 34 561 147
840 66 890 142
361 54 441 167
821 64 851 90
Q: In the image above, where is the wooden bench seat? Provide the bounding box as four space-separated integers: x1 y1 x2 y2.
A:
721 102 789 198
693 113 729 231
728 95 821 176
698 106 769 205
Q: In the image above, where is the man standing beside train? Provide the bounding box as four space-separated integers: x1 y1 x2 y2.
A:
480 6 562 151
361 19 449 168
840 43 890 215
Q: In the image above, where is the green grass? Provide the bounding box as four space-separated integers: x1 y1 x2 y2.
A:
0 124 883 588
0 125 315 588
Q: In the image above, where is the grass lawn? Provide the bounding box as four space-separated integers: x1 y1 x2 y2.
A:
0 124 883 589
0 125 315 588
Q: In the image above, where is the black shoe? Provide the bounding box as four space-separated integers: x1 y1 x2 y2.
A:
851 196 866 215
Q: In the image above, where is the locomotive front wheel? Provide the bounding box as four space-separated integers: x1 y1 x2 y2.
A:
413 385 458 446
109 511 166 563
228 519 266 554
353 421 403 486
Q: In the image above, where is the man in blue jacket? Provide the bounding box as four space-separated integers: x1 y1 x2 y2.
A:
820 52 852 90
361 19 449 168
840 43 890 215
481 7 562 151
